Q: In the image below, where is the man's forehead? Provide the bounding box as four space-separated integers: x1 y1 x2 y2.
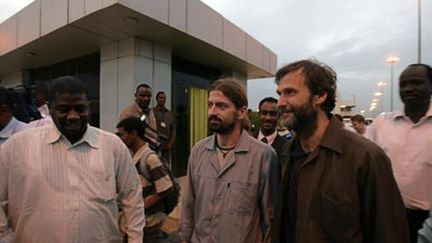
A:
400 66 428 79
209 90 234 103
53 92 87 101
260 102 277 110
278 69 306 86
137 87 152 93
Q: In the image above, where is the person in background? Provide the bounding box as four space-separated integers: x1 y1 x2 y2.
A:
120 83 157 130
367 64 432 243
350 114 368 137
34 83 50 117
273 59 409 243
0 76 144 243
153 91 176 163
179 79 279 243
254 96 287 158
0 86 30 145
247 108 257 134
116 117 174 242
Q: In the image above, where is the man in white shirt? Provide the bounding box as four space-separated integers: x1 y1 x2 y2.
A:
367 63 432 243
0 87 31 145
0 76 145 243
254 97 287 158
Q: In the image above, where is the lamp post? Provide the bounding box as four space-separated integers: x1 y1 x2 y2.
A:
386 56 400 111
418 0 422 63
378 81 386 112
374 91 383 113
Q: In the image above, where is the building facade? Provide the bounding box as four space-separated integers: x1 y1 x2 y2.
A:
0 0 277 175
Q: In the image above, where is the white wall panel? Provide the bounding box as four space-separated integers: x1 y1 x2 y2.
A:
100 59 118 132
41 0 68 36
223 19 246 60
246 34 263 68
17 0 40 47
85 0 102 15
0 16 17 55
69 0 85 23
262 47 270 73
169 0 186 32
187 0 222 49
153 61 172 109
119 0 169 24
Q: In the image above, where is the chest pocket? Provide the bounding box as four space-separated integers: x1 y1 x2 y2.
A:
318 190 358 242
229 181 257 213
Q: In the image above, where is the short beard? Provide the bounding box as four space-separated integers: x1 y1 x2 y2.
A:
290 97 318 140
208 114 238 135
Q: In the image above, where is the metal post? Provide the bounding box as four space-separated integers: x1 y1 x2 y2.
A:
390 63 394 111
418 0 422 63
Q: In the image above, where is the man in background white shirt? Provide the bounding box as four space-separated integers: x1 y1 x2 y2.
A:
368 64 432 243
0 86 30 145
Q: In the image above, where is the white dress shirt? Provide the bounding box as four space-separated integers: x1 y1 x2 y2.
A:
0 117 31 145
257 130 278 145
37 103 50 117
0 124 145 243
367 105 432 210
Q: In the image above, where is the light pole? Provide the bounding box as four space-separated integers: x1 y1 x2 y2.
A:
378 81 386 112
374 91 383 113
386 56 400 111
418 0 422 63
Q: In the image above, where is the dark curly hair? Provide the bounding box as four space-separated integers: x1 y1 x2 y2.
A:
275 59 337 114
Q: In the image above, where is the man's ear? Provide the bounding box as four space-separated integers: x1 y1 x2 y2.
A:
314 93 328 106
130 130 138 138
238 106 248 120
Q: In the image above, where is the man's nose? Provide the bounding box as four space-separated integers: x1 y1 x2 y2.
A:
67 110 80 119
208 105 217 115
277 98 286 108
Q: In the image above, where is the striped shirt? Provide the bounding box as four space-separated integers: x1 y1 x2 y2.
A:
0 124 145 243
133 144 173 200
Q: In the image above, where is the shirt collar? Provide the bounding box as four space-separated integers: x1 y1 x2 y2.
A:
206 129 250 153
154 105 168 112
257 129 278 145
134 102 144 114
0 117 19 138
319 115 343 154
392 103 432 120
46 124 99 148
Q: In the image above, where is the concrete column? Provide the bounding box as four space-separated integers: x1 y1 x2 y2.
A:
221 70 248 89
100 38 172 132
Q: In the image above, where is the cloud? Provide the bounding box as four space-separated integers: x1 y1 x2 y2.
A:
203 0 432 116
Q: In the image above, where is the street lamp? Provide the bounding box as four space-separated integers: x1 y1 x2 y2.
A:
378 81 386 111
386 56 400 111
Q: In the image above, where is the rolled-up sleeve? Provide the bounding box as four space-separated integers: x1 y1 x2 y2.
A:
115 142 145 243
